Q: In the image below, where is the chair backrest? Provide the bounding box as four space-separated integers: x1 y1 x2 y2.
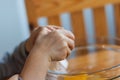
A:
25 0 120 46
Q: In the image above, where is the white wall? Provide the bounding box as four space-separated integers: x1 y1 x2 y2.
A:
0 0 30 60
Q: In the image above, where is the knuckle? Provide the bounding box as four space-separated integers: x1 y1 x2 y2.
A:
58 55 66 60
38 27 44 31
59 57 65 60
54 30 59 34
71 40 75 48
67 48 71 55
39 28 48 35
61 41 66 47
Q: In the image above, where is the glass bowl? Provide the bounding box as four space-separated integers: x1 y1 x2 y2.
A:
47 37 120 80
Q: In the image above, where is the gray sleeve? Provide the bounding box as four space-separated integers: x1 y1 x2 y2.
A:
0 41 28 80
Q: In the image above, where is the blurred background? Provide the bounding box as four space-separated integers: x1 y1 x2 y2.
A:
0 0 30 60
0 0 117 60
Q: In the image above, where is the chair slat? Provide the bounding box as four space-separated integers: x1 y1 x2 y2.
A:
71 11 87 46
25 0 38 27
93 7 108 38
114 4 120 37
35 0 120 17
48 15 61 26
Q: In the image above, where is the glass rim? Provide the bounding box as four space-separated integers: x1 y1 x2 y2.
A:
48 64 120 75
48 36 120 75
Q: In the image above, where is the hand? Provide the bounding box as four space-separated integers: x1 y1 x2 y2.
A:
21 25 75 80
34 28 75 61
26 25 75 61
25 25 61 53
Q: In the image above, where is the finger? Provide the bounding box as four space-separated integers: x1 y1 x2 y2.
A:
30 27 43 43
38 27 50 36
58 29 75 40
33 26 52 33
66 46 71 58
33 27 40 31
35 28 49 42
55 30 75 50
47 25 63 30
64 36 75 50
26 27 43 52
46 26 56 31
61 41 71 58
45 27 52 32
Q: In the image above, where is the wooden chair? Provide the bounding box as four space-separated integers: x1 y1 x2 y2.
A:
25 0 120 47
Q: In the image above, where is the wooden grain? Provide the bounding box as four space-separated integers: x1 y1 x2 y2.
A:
68 49 120 77
31 0 82 10
25 0 38 28
34 0 120 17
71 11 87 46
25 0 120 29
93 7 108 38
114 4 120 38
48 15 61 26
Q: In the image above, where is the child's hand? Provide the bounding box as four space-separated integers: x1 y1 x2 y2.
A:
26 25 75 61
34 28 75 61
21 25 75 80
25 25 61 53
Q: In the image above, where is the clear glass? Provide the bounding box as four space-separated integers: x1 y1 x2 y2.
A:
47 37 120 80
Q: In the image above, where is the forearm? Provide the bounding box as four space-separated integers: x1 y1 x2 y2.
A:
20 46 50 80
